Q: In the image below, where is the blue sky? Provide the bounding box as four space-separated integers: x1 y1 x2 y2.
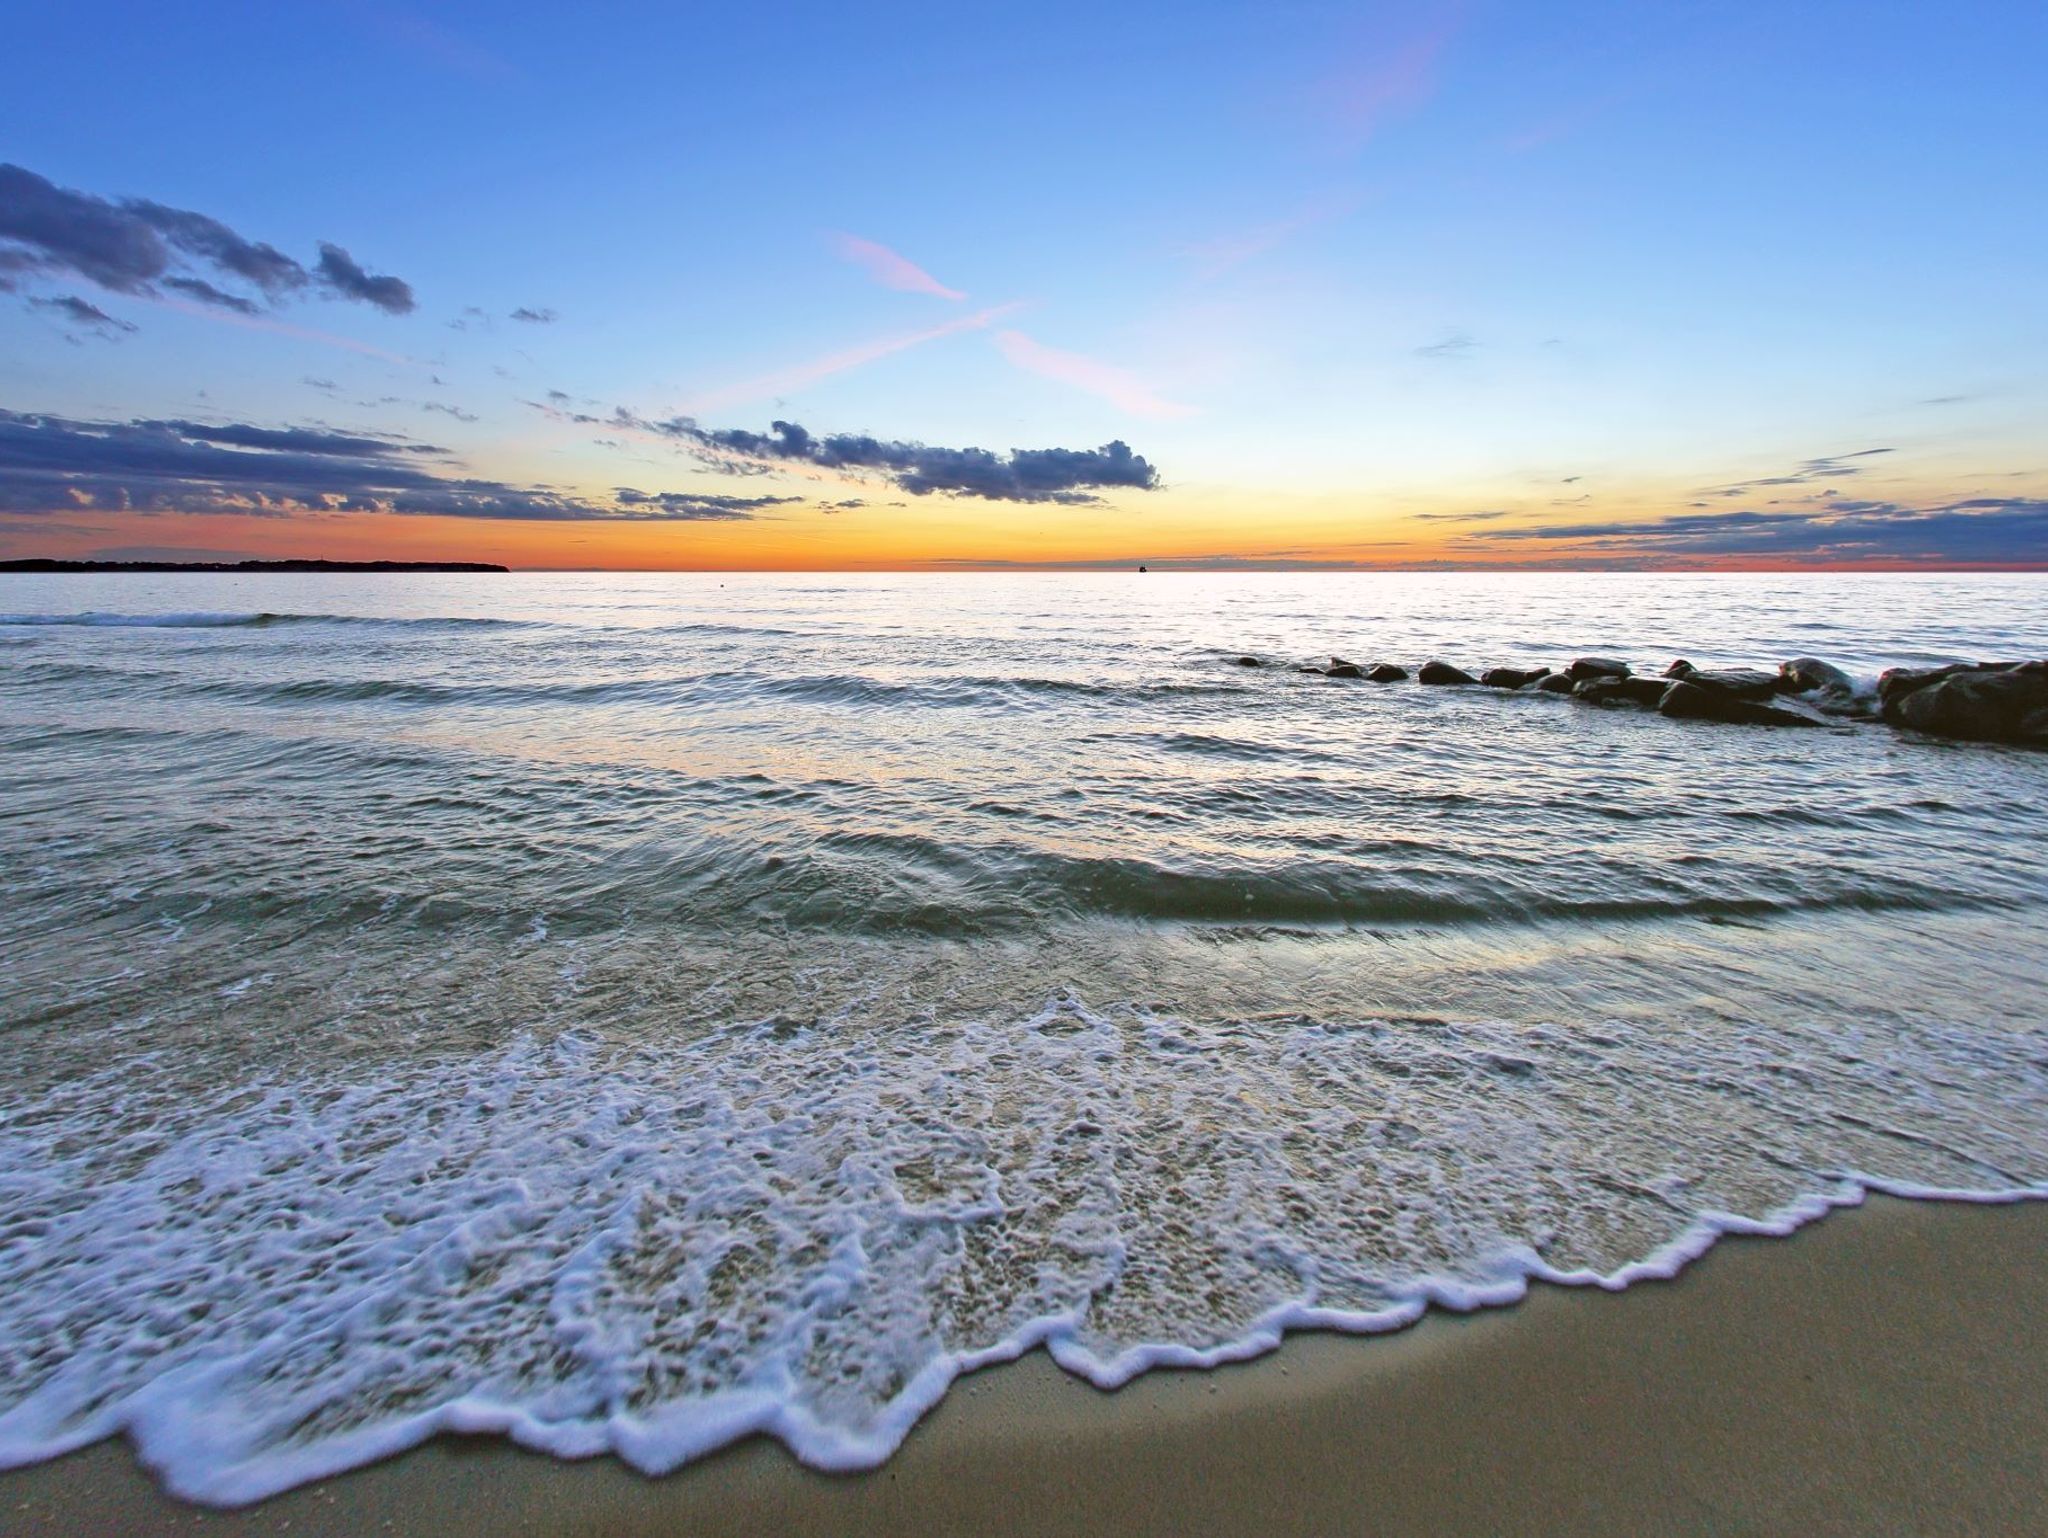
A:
2 0 2044 567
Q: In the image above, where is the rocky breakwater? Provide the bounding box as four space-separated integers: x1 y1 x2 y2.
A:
1878 661 2048 746
1291 647 2048 748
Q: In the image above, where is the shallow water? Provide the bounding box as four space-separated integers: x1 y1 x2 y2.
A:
2 570 2046 1502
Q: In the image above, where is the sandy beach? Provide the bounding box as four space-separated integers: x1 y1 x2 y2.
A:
2 1194 2041 1536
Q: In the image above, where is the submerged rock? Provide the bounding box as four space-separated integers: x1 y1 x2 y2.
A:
1572 675 1667 708
1663 661 1779 700
1324 661 1364 679
1658 680 1820 727
1364 662 1408 682
1880 661 2048 745
1235 655 1262 668
1566 657 1632 682
1418 660 1476 686
1480 666 1551 690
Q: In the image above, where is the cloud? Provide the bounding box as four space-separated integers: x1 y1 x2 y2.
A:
610 489 798 520
829 233 965 300
991 330 1196 420
160 275 261 314
510 306 557 323
638 415 1163 504
1317 7 1462 151
314 243 416 315
422 402 480 423
0 162 417 322
0 408 792 522
30 293 136 337
1415 330 1477 359
1411 508 1509 522
123 199 307 296
1184 189 1365 281
1456 498 2048 565
1705 448 1893 497
670 303 1020 415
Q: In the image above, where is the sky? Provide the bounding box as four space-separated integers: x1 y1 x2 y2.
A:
2 0 2045 570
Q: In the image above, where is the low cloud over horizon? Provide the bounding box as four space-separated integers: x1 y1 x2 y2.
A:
0 409 800 522
1454 499 2048 565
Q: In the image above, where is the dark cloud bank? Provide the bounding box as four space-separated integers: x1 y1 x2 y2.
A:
0 163 415 325
0 410 794 522
1460 499 2048 565
538 405 1161 504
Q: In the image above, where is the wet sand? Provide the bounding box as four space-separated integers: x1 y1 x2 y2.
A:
5 1194 2044 1536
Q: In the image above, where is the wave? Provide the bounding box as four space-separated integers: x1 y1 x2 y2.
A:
0 1003 2042 1505
30 668 1266 712
0 611 536 630
758 831 2013 931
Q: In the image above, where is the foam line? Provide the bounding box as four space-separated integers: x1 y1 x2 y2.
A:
2 1001 2045 1506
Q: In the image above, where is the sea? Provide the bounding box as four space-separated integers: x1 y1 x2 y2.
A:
2 569 2046 1504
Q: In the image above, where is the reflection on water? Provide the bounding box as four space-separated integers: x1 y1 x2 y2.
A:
1 571 2045 1502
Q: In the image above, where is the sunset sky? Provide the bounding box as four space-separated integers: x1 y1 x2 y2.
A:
3 1 2044 569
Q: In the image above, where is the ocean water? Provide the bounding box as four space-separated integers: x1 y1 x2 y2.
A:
2 569 2047 1503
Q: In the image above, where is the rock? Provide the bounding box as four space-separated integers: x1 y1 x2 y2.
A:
1662 660 1778 700
1480 666 1551 690
1533 672 1577 694
1236 655 1262 667
1572 676 1668 708
1566 657 1632 682
1295 665 1324 674
1658 680 1820 727
1778 657 1856 696
1877 661 2016 713
1880 661 2048 745
1329 655 1356 669
1324 661 1363 678
1364 663 1407 682
1418 660 1476 686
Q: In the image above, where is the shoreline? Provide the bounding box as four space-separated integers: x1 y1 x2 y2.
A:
6 1193 2045 1535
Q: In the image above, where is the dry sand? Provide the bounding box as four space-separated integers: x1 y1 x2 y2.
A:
4 1194 2045 1536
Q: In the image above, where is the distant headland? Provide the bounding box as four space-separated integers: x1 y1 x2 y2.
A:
0 559 510 574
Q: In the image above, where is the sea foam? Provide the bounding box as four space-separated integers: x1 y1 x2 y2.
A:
1 997 2043 1506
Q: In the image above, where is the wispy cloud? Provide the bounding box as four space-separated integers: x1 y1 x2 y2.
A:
1703 448 1893 498
1415 330 1477 359
670 302 1020 416
369 8 521 83
30 294 136 339
1411 508 1509 522
1317 6 1463 152
1182 190 1365 281
829 233 966 300
992 330 1197 420
149 291 415 364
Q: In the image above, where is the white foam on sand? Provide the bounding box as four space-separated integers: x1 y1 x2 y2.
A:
2 999 2045 1506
